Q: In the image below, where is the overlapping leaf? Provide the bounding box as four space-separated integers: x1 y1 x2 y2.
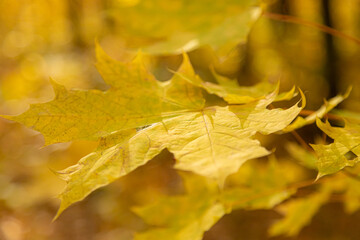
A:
142 91 302 186
269 184 332 237
108 0 261 54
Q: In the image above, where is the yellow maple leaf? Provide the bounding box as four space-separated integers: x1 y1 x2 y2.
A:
2 45 304 217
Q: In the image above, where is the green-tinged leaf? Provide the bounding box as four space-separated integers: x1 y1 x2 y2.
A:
286 142 317 169
311 119 360 179
269 185 332 237
283 87 351 132
316 119 360 155
108 0 261 54
312 142 359 180
2 46 204 145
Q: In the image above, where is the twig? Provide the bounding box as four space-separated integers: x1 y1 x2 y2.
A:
263 12 360 46
291 130 314 153
322 116 328 143
299 109 343 121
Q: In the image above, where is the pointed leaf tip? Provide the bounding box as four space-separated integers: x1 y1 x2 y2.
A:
178 51 197 76
53 200 70 221
95 40 107 60
49 78 67 99
344 86 352 98
298 88 306 109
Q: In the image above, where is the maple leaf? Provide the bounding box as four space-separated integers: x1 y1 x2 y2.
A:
140 90 303 186
54 87 302 216
2 44 204 145
54 90 302 216
311 119 360 180
108 0 261 54
134 159 295 240
2 46 303 217
54 128 156 218
269 184 332 237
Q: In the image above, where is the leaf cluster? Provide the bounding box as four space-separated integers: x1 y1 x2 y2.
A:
2 0 360 239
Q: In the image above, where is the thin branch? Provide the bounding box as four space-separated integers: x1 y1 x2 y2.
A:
262 12 360 46
322 116 328 143
291 130 314 153
299 109 343 121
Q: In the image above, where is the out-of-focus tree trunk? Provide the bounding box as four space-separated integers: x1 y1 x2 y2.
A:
67 0 86 49
237 0 290 86
322 0 338 97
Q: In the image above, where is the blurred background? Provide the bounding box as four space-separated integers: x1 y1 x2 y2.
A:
0 0 360 239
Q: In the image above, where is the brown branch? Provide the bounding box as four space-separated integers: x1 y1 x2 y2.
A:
291 130 314 153
299 109 343 121
322 116 328 143
262 12 360 46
